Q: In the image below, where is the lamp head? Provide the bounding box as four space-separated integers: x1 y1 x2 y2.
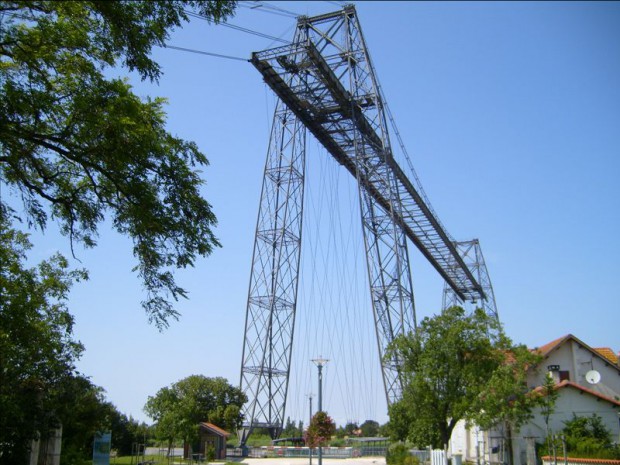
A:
312 357 329 367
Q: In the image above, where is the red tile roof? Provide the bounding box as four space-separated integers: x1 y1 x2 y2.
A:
532 334 619 373
541 457 620 464
531 379 620 407
199 422 231 437
533 334 572 357
593 347 618 365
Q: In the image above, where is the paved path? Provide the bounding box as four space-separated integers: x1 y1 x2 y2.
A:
240 458 386 465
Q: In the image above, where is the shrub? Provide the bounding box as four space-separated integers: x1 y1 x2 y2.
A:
404 455 421 465
206 445 216 461
387 442 411 465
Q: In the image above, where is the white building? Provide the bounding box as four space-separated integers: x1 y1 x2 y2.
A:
449 334 620 465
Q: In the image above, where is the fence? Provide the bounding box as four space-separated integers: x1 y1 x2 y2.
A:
542 457 620 465
431 449 447 465
227 445 447 463
228 446 362 459
411 449 432 464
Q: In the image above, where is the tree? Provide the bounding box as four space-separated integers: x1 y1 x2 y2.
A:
0 213 149 462
387 306 542 458
539 373 559 456
144 375 246 448
0 210 86 461
282 417 303 438
306 411 336 449
55 375 115 465
345 422 360 436
0 0 236 328
360 419 380 437
108 409 150 456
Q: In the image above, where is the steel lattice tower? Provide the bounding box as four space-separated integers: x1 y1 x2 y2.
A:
442 239 499 321
239 5 490 445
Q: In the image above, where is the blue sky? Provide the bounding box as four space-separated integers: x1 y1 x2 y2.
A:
18 1 620 428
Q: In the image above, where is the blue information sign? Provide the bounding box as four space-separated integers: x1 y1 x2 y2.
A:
93 432 112 465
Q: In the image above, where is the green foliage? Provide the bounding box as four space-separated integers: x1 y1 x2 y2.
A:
387 306 542 449
0 211 86 461
0 0 236 328
0 219 149 462
282 416 304 437
57 376 113 464
206 444 216 461
108 411 150 456
540 414 620 459
360 419 380 437
377 422 390 438
539 373 559 434
386 442 411 465
306 411 336 448
144 375 247 445
241 433 273 447
335 421 359 438
345 421 360 435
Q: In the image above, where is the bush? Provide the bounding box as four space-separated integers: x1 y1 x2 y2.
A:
387 442 411 465
206 445 216 461
537 414 620 460
404 455 421 465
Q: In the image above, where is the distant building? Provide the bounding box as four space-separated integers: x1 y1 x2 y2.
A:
449 334 620 465
185 422 230 461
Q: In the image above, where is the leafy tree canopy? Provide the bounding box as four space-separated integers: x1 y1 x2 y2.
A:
360 419 380 437
306 411 336 449
0 211 86 460
144 375 247 444
386 306 542 449
0 202 149 463
0 0 236 328
282 417 304 438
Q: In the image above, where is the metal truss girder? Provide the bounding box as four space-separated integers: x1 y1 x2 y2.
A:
251 38 483 302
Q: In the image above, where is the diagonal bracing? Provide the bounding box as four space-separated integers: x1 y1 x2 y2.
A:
442 239 499 322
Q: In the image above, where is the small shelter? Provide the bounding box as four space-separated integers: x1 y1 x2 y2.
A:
185 422 231 461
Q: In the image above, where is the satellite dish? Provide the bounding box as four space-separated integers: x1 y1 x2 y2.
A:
585 370 601 385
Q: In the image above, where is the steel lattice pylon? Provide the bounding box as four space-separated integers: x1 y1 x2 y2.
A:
442 239 499 322
239 5 489 446
238 65 307 444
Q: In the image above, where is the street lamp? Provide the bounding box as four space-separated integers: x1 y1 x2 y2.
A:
307 392 314 465
312 357 329 465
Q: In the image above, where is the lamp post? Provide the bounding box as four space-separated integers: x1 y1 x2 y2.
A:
307 393 314 465
312 357 329 465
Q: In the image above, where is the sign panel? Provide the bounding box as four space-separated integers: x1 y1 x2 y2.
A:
93 432 112 465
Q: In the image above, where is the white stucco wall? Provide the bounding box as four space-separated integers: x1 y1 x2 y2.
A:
449 337 620 465
529 338 620 400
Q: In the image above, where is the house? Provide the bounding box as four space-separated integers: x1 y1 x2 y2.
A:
449 334 620 465
184 422 231 461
